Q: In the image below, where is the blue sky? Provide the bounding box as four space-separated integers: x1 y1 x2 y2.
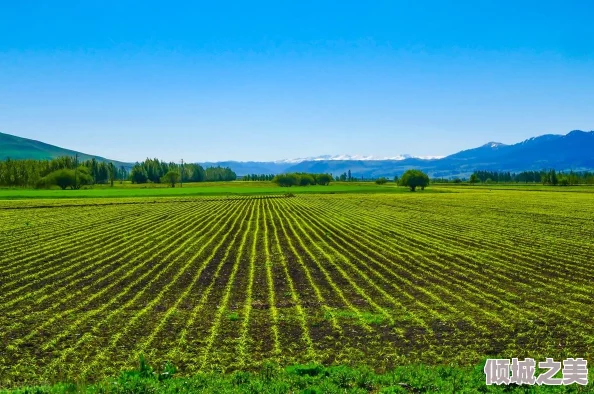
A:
1 1 593 162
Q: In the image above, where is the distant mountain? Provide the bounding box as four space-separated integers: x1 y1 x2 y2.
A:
436 130 594 176
202 154 445 176
228 130 594 178
3 129 593 178
0 132 131 168
273 153 444 163
198 161 295 174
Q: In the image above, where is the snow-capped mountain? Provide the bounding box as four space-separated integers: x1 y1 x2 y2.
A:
481 142 507 148
274 153 444 164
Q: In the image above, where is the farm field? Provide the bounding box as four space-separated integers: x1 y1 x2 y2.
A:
1 189 593 388
0 181 429 200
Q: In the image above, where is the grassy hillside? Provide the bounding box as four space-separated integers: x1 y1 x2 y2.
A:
0 132 130 166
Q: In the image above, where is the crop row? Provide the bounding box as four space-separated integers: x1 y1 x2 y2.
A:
1 190 593 386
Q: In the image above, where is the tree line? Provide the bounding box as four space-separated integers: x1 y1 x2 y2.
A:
272 172 333 187
244 171 356 182
0 156 236 189
250 169 430 191
470 170 594 185
0 156 128 188
129 158 236 184
242 174 275 181
335 170 356 182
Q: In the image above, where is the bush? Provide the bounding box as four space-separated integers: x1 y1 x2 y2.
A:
375 177 388 185
313 173 332 186
273 173 300 187
39 168 92 190
299 174 315 186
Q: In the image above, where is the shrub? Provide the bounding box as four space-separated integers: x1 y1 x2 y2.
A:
39 168 92 190
273 173 300 187
299 174 315 186
313 173 332 186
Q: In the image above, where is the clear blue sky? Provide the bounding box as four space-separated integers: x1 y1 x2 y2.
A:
1 1 593 162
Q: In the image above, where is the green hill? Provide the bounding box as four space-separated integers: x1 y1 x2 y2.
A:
0 132 131 167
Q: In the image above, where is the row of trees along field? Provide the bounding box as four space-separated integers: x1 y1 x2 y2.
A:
0 157 128 188
468 170 594 185
0 156 236 189
271 169 430 191
244 171 357 182
129 159 236 184
273 172 333 187
242 174 275 181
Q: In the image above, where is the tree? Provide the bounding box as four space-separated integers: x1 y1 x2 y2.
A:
41 168 92 190
399 169 430 192
299 174 315 186
108 163 116 187
187 164 206 182
74 166 93 189
162 170 180 187
469 173 479 185
273 173 300 187
549 169 558 186
314 173 332 186
130 165 148 184
375 177 388 185
49 169 75 190
393 175 399 184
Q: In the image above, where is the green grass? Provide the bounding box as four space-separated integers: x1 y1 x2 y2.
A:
433 182 594 193
1 180 592 200
4 358 592 393
0 181 442 200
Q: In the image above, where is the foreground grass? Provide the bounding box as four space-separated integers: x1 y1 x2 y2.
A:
3 360 593 393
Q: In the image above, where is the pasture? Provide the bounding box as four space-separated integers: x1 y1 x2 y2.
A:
1 187 593 388
0 181 418 200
